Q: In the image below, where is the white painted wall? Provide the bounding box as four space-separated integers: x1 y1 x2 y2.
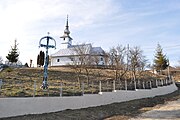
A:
0 83 177 118
51 55 105 66
60 37 72 49
51 56 74 66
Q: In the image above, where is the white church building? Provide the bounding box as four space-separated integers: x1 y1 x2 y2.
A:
50 17 106 66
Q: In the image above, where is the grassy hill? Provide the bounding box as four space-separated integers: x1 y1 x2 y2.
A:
0 66 177 97
0 67 112 97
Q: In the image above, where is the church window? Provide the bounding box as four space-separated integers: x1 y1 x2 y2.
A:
57 59 60 62
101 57 103 61
70 57 74 61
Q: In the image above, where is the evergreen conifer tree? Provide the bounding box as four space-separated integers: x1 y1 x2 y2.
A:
153 44 168 73
6 40 19 64
37 51 45 67
40 51 45 66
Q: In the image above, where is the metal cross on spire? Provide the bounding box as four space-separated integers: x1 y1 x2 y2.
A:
39 32 56 89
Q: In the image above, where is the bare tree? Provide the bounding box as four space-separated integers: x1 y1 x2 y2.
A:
109 48 115 68
116 45 128 80
103 52 110 68
71 44 93 87
129 46 147 81
91 55 100 66
109 45 127 81
84 55 92 86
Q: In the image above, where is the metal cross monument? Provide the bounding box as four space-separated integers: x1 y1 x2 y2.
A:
39 32 56 89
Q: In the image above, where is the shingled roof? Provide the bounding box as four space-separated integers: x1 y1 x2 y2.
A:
51 43 104 57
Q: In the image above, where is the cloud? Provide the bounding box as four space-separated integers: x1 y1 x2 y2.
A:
0 0 120 65
0 0 179 67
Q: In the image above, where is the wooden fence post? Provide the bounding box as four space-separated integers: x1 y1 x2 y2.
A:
142 81 145 89
113 80 116 92
60 82 63 97
134 80 137 90
99 81 102 94
125 79 127 91
156 79 158 87
149 81 152 89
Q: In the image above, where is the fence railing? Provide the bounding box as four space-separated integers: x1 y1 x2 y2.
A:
0 77 174 97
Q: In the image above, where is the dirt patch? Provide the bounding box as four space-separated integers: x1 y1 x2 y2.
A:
0 89 179 120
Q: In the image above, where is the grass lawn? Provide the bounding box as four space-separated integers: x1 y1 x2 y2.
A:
0 67 178 97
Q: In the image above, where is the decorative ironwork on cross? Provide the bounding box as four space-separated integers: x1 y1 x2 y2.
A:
39 32 56 89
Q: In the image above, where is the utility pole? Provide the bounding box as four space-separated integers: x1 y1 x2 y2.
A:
39 32 56 89
167 59 170 79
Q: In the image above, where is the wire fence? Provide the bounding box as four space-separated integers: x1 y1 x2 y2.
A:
0 77 174 97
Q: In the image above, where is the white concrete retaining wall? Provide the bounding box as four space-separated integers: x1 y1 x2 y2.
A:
0 83 178 118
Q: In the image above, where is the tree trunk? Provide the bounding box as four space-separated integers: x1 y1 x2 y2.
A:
115 68 118 81
75 68 81 88
77 74 81 88
85 69 90 87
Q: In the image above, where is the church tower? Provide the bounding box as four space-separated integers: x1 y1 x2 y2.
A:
60 15 73 49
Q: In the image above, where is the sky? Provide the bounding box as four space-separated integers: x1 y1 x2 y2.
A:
0 0 180 67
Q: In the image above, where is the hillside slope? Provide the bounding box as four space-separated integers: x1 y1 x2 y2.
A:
0 67 174 97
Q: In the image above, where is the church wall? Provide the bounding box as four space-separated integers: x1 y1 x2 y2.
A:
51 56 74 66
51 55 106 66
91 55 105 66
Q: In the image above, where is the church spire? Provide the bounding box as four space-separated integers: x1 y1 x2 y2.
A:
64 15 70 35
66 15 69 28
61 15 72 38
60 15 73 48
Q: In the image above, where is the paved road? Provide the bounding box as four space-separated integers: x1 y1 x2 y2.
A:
131 99 180 120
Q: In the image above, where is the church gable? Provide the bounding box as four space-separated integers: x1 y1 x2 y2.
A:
90 47 105 56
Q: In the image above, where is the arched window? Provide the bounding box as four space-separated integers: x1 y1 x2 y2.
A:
57 59 60 62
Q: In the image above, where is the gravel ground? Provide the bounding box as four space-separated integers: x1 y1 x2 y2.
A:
0 89 179 120
130 98 180 120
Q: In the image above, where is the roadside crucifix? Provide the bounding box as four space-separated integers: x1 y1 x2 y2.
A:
39 32 56 89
